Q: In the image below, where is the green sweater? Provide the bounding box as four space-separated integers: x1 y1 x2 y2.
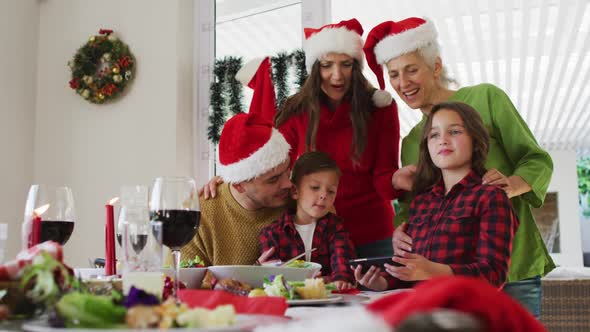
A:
180 183 284 266
395 83 555 282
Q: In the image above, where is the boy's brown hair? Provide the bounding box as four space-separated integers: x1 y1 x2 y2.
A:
290 151 341 186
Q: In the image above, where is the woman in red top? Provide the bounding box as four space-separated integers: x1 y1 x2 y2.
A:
354 102 519 290
275 19 406 257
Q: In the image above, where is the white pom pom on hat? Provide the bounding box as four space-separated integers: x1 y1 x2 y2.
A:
217 57 290 183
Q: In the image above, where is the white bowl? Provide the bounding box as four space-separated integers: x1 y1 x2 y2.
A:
162 267 207 289
207 263 322 288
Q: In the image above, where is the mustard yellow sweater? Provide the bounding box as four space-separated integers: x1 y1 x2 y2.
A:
180 183 283 266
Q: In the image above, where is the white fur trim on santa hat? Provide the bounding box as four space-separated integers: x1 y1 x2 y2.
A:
374 19 437 65
235 57 266 86
254 306 391 332
304 27 364 72
217 128 290 184
372 89 393 107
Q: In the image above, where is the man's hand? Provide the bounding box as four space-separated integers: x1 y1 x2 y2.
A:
482 169 531 198
198 176 224 199
392 165 417 191
352 265 388 291
392 222 412 255
384 253 452 281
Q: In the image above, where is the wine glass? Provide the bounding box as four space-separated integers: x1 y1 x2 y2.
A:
116 185 149 250
22 185 75 248
149 177 200 299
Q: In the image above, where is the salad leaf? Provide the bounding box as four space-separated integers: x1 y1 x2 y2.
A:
262 275 289 298
164 255 205 268
284 260 312 268
180 255 205 268
56 292 126 328
19 252 77 307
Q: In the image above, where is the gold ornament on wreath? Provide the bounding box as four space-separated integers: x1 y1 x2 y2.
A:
68 29 135 104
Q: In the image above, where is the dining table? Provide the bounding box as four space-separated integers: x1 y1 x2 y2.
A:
0 289 408 331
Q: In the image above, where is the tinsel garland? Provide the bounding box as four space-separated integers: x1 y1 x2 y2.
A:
207 50 307 144
271 52 290 109
292 49 308 88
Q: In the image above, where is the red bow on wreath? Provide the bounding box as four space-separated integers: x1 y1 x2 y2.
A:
99 29 113 35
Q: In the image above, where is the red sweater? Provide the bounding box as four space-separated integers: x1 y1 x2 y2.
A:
278 100 401 246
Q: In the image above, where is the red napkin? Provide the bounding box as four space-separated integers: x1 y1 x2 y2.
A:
177 289 288 316
331 288 361 295
0 241 63 281
367 276 547 332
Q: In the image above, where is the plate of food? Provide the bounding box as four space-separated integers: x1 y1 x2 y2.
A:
22 314 289 332
286 294 343 306
247 274 342 307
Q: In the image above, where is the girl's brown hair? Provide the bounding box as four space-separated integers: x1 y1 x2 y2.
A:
290 151 341 186
412 102 489 196
275 59 375 162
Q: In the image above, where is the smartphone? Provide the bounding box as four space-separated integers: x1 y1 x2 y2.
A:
349 256 403 273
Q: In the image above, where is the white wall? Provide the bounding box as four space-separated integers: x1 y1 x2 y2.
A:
0 0 39 262
26 0 194 267
546 149 584 267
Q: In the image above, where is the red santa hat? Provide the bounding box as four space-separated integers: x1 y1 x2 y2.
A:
364 17 438 89
304 18 393 108
367 276 547 332
303 18 365 73
217 57 290 183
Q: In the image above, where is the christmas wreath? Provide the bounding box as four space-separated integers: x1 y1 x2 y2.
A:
68 29 135 104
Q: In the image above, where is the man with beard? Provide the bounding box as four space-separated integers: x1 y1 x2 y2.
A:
180 58 291 266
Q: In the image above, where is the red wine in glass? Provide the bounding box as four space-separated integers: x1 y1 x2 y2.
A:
149 210 200 250
117 233 148 254
40 221 74 245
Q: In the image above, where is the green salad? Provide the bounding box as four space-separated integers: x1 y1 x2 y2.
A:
164 255 205 269
283 259 313 269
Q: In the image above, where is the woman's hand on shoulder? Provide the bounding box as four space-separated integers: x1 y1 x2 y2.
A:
482 168 531 198
392 222 412 254
392 165 416 191
198 176 224 199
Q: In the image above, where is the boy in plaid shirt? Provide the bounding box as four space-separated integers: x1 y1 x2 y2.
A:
259 151 356 290
354 102 519 290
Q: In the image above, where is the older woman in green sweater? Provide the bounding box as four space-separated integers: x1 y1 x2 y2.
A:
363 17 554 318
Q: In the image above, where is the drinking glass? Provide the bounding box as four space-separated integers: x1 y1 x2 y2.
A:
0 223 7 263
149 177 200 299
116 185 149 249
121 217 164 298
22 185 75 249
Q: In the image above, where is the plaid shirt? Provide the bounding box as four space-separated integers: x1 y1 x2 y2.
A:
387 170 519 289
259 210 356 283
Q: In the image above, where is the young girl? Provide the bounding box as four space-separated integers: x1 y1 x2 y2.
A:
259 151 356 290
354 102 519 291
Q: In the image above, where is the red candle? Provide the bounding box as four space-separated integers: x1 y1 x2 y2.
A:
29 204 50 248
105 197 119 275
29 215 41 248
